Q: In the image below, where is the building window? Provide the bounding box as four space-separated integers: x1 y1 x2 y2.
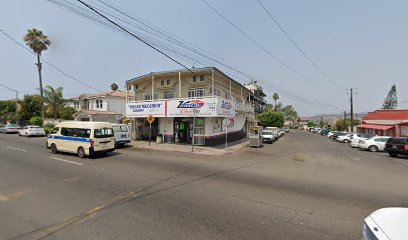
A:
200 75 205 81
192 76 197 83
195 88 204 98
166 79 171 85
188 89 195 98
161 80 164 86
214 88 220 96
135 84 138 90
164 91 175 99
213 118 222 133
144 93 152 100
73 101 79 109
96 99 103 109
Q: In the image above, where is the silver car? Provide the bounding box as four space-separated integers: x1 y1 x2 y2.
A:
2 124 20 134
18 125 46 137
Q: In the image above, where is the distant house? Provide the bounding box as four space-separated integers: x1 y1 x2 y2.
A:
358 109 408 137
66 90 130 123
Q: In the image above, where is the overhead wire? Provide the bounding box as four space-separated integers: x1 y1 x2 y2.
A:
256 0 344 89
44 0 344 111
0 28 104 93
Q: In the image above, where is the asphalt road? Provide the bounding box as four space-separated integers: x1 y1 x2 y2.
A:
1 131 407 240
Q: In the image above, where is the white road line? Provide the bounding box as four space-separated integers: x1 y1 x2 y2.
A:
5 146 27 152
49 157 83 166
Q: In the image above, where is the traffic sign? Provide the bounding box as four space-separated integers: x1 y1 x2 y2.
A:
146 114 155 124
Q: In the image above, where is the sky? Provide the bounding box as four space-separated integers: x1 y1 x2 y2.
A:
1 0 407 116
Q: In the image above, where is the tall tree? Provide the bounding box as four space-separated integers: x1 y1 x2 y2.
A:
258 110 284 128
272 93 279 111
281 105 298 121
43 86 64 119
382 85 397 109
110 83 119 91
18 94 42 123
23 29 51 123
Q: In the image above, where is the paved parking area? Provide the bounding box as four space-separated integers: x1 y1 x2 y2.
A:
0 130 407 239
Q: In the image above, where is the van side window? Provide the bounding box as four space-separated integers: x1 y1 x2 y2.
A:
61 127 91 138
50 127 59 134
112 126 121 132
94 128 114 138
120 126 128 132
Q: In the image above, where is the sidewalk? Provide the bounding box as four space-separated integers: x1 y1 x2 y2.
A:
129 139 249 156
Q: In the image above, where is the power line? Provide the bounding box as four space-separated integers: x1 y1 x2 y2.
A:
44 0 344 111
256 0 344 89
0 28 104 93
201 0 327 89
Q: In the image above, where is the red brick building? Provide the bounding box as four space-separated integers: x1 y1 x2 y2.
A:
358 110 408 137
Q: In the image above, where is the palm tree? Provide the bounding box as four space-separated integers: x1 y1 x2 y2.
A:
272 93 279 111
110 83 119 91
23 29 51 123
43 86 64 119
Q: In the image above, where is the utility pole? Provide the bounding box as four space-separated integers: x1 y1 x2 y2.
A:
350 88 354 132
343 111 346 131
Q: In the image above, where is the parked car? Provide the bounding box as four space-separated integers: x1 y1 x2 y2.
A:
384 137 408 157
262 130 275 144
264 127 279 141
112 124 131 147
0 124 5 133
284 128 290 133
319 129 330 136
278 129 285 137
358 136 390 152
350 133 377 147
18 125 46 137
327 131 336 138
363 207 408 240
1 124 20 134
331 131 349 139
336 133 352 143
313 128 321 133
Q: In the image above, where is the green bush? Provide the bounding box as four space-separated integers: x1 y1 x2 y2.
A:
257 110 284 128
43 123 55 134
30 116 43 126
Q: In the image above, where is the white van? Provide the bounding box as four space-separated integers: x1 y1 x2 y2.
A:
264 127 279 141
46 122 115 158
112 124 131 147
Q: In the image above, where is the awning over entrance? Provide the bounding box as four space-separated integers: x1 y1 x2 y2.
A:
357 124 393 130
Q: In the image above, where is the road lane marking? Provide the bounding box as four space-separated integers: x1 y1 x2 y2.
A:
5 146 27 152
49 157 83 166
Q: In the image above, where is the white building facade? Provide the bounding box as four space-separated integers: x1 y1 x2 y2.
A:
125 67 255 146
67 91 128 123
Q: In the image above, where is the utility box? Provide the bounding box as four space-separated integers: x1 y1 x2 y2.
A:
249 126 263 148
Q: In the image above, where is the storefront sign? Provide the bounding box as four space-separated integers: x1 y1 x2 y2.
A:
167 98 217 117
126 101 165 117
217 99 235 117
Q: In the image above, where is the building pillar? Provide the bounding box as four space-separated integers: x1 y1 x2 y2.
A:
179 71 182 98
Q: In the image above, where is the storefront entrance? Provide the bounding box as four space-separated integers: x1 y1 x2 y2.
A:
174 118 193 144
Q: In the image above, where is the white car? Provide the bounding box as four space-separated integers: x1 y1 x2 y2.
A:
363 207 408 240
262 130 275 144
358 136 390 152
350 133 377 147
336 134 352 143
18 125 46 137
112 124 131 147
327 131 335 138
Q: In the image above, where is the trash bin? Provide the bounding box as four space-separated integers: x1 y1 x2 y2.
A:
156 135 163 144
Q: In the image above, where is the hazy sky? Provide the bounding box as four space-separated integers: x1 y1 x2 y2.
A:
1 0 407 116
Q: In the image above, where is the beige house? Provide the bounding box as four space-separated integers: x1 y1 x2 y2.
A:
125 67 255 146
67 91 128 123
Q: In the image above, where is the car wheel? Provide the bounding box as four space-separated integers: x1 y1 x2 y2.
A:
77 147 86 158
343 139 350 143
368 145 378 152
388 152 398 157
50 144 58 154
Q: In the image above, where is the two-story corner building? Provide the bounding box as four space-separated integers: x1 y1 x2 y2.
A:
244 82 267 116
67 90 128 123
125 67 255 146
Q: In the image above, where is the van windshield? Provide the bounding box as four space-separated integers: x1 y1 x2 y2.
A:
94 128 114 138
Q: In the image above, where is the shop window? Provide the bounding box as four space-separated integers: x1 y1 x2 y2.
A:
164 91 175 99
213 118 223 133
194 118 205 134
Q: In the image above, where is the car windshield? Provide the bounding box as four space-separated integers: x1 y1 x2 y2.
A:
94 128 114 138
6 124 18 128
263 131 273 135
